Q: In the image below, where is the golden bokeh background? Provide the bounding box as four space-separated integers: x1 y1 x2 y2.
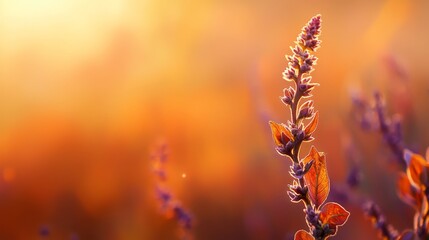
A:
1 0 429 239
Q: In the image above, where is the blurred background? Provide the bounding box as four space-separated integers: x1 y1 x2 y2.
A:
1 0 429 239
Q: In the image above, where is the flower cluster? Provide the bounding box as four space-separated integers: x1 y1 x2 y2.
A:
269 15 349 240
151 143 192 239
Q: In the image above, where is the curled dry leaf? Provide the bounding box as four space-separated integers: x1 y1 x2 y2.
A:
404 149 429 188
294 229 315 240
397 173 423 209
269 121 294 146
319 202 350 235
303 145 330 208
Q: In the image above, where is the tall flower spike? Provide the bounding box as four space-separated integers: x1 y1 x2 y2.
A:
151 143 193 239
298 15 322 51
269 15 349 240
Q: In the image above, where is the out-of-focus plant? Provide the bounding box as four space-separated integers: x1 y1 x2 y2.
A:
268 15 349 240
351 91 429 239
351 91 406 168
151 142 193 240
398 149 429 239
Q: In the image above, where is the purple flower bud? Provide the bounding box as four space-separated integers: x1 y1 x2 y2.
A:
276 141 294 156
288 180 308 202
290 163 304 179
281 87 295 105
298 100 315 119
287 190 302 202
298 15 322 51
304 206 320 227
298 83 308 92
280 96 292 105
295 129 305 142
300 83 319 97
283 67 297 81
290 124 303 135
303 160 314 174
156 187 172 210
173 205 192 230
305 56 317 66
346 165 360 188
290 56 300 69
292 46 304 56
300 63 312 74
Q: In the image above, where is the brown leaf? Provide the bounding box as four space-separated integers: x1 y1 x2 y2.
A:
294 230 314 240
319 202 350 234
269 121 293 146
405 149 429 188
397 173 422 209
395 230 414 240
303 146 330 208
304 111 319 137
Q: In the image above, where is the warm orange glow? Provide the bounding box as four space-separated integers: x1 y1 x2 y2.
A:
3 167 16 182
0 0 428 239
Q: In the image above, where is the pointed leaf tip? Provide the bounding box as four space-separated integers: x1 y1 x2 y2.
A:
405 150 429 188
304 111 319 138
269 121 293 146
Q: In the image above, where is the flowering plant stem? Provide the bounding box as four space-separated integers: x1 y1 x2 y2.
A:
269 15 349 240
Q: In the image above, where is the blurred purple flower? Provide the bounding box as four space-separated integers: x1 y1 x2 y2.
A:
374 92 405 167
363 201 398 239
151 143 193 238
39 225 50 237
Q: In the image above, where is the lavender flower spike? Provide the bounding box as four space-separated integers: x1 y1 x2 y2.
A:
269 15 350 239
363 201 398 239
374 92 405 167
298 15 322 52
151 143 193 239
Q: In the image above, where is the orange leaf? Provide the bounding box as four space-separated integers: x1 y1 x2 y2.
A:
303 146 330 208
405 149 429 188
397 173 422 209
304 111 319 137
319 202 350 233
294 230 314 240
395 230 414 240
269 121 293 146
